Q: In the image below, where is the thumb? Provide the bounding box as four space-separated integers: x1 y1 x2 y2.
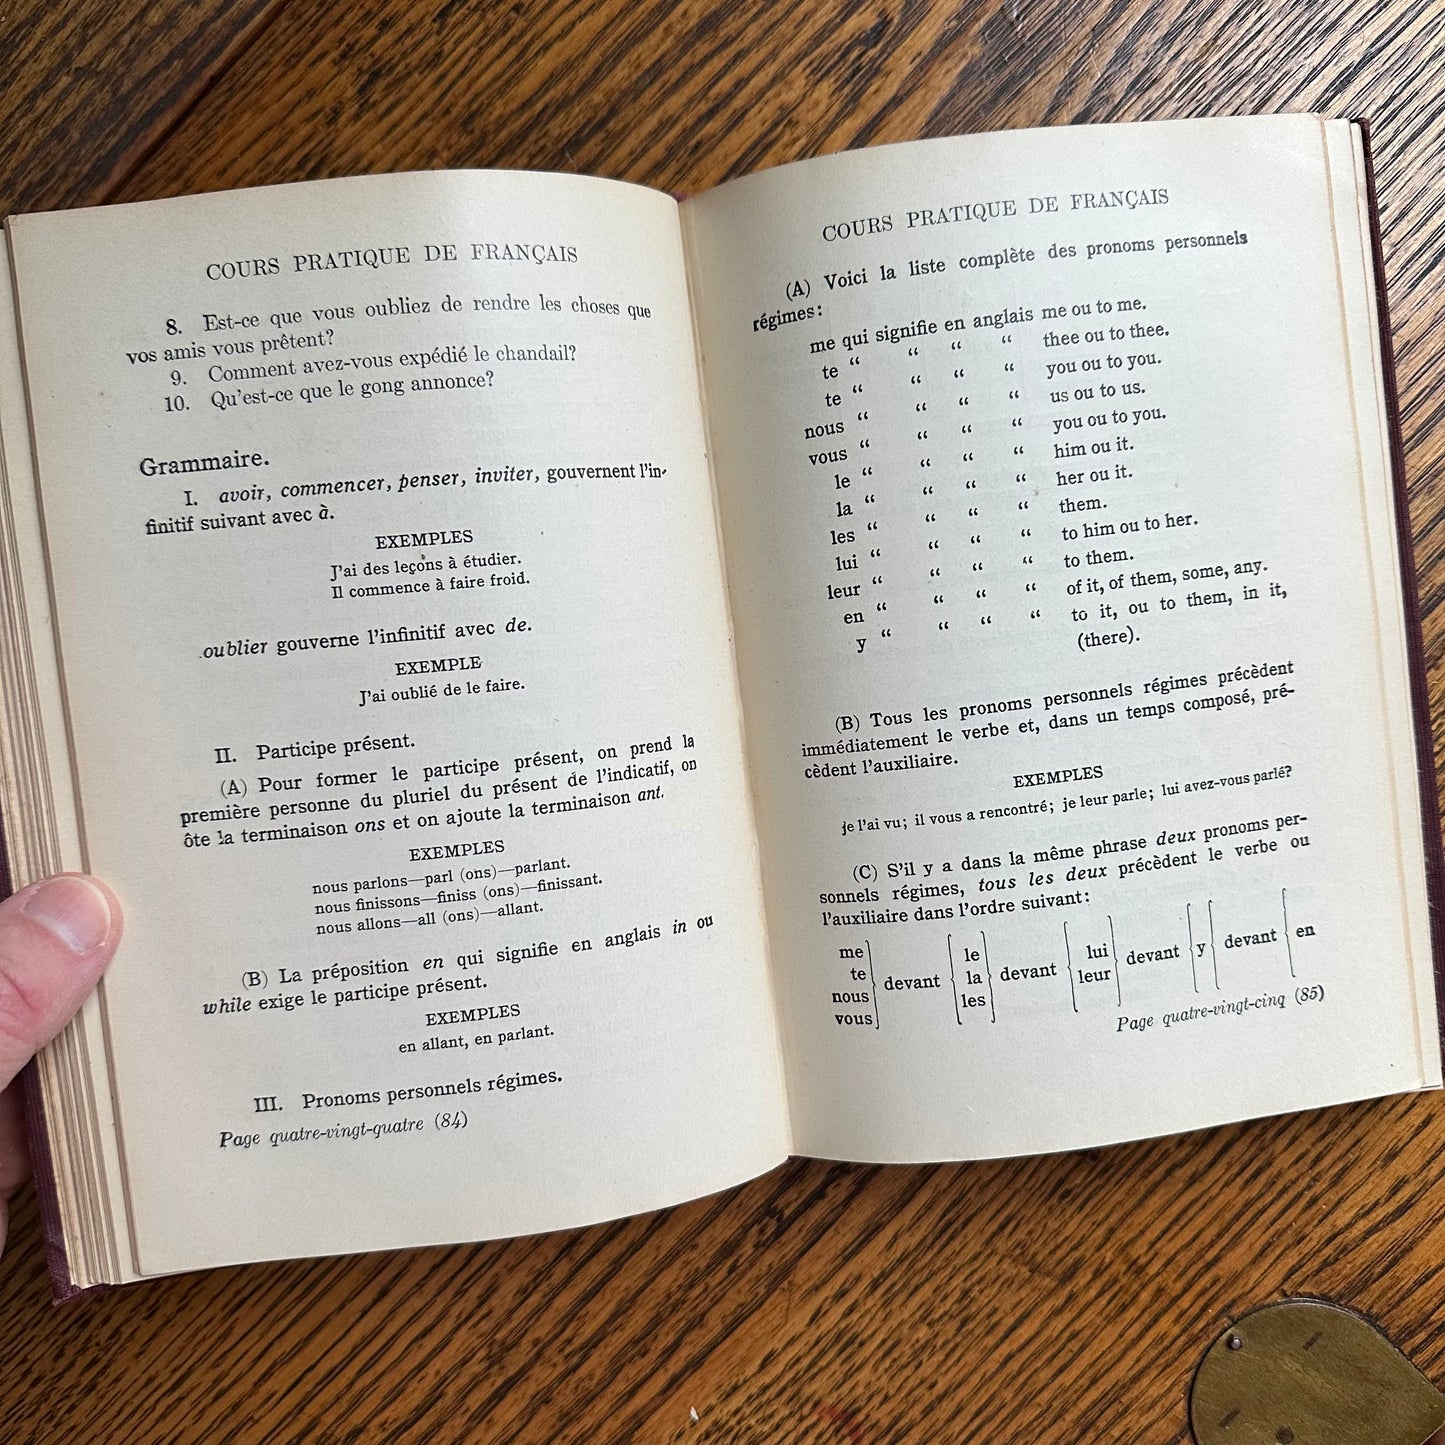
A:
0 874 120 1090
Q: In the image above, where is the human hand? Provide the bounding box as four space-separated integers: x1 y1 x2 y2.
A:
0 874 120 1257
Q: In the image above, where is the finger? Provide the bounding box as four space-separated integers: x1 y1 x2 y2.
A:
0 874 120 1093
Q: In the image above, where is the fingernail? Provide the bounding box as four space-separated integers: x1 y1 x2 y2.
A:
22 876 112 954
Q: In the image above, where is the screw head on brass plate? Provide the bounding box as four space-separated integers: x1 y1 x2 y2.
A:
1191 1299 1445 1445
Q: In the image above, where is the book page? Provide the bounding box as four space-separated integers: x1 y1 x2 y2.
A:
0 235 131 1287
683 114 1440 1161
7 170 788 1277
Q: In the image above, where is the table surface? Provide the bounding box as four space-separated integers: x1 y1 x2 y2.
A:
4 2 1445 1440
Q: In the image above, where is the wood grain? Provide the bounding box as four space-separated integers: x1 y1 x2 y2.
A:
0 0 283 217
5 1 1445 1441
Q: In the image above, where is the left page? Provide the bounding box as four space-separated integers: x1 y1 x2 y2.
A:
5 171 788 1279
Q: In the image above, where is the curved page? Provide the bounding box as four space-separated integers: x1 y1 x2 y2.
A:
9 171 787 1276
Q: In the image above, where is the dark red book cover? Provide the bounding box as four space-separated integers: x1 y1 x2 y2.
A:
1354 117 1445 1051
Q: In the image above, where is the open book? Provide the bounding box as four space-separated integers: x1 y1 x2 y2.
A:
1 114 1439 1290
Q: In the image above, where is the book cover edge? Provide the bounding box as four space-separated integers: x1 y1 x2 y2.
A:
18 1056 98 1302
1353 117 1445 1059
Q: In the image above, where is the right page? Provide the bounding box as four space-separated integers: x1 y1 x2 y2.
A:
683 114 1442 1162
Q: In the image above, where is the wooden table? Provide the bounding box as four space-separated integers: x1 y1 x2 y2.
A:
3 2 1445 1440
